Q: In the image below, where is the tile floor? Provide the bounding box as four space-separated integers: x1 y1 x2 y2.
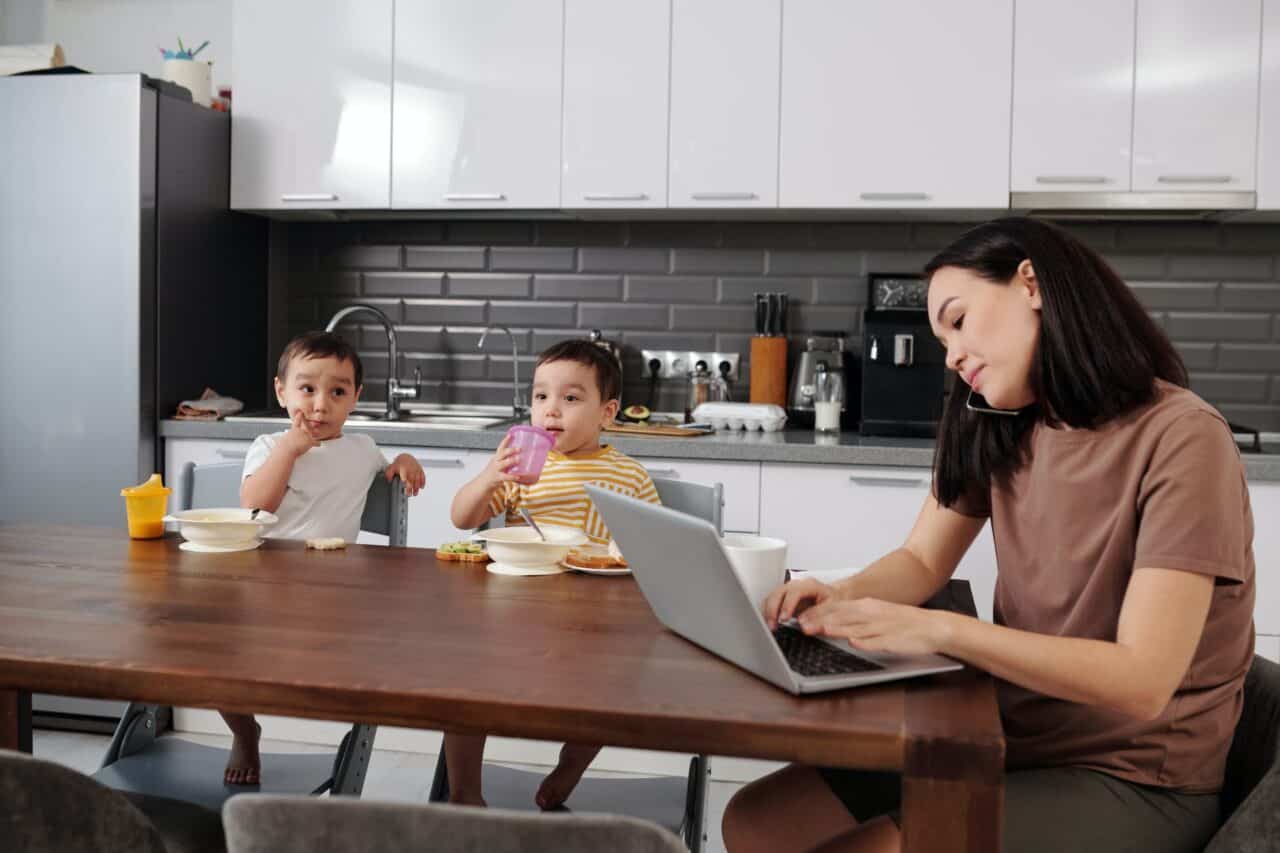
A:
33 729 741 853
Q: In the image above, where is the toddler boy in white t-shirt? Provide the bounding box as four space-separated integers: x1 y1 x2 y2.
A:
223 331 425 785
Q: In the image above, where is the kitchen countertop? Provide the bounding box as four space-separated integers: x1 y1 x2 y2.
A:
159 418 1280 481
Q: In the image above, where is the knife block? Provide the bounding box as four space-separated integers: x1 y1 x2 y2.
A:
749 336 788 406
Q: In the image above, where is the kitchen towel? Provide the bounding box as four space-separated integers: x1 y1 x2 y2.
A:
175 387 243 420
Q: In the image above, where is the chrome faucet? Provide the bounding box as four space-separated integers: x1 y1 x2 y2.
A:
478 324 527 417
324 304 420 421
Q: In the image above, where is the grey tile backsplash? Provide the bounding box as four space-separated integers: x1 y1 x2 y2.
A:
285 220 1280 430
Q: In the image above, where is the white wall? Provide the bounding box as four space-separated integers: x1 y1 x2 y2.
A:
1 0 232 90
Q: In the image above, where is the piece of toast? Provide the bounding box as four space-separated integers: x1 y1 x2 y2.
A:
436 542 490 563
305 537 346 550
566 547 628 569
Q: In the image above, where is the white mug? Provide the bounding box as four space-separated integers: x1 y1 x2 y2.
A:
721 534 788 610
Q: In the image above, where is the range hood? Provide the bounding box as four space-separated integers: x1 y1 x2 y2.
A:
1009 190 1256 221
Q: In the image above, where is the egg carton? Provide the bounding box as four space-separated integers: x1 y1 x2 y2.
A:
692 402 788 432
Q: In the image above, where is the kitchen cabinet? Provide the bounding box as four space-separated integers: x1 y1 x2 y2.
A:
668 0 781 208
1249 481 1280 635
164 438 252 501
1011 0 1136 193
638 457 761 534
561 0 670 208
1131 0 1262 193
779 0 1013 208
230 0 393 210
392 0 564 209
758 463 998 622
1257 0 1280 208
382 444 489 549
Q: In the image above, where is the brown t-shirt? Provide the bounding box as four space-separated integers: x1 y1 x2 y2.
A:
952 381 1255 793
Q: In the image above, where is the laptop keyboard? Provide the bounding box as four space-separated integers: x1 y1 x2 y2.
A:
772 624 884 677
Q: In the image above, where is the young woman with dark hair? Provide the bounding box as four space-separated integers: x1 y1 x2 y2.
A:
721 218 1255 853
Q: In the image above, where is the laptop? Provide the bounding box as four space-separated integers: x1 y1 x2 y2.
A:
585 485 962 694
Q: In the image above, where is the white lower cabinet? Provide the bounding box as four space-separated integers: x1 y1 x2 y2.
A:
382 444 488 549
639 457 761 533
759 463 998 622
1249 481 1280 636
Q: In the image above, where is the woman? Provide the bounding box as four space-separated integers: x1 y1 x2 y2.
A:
722 218 1255 853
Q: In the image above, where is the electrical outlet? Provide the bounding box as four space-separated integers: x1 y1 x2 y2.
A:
641 350 740 382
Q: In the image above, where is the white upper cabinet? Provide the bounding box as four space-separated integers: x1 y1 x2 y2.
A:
1131 0 1262 192
779 0 1013 208
669 0 781 208
230 0 393 210
1258 0 1280 208
1011 0 1135 193
562 0 670 208
392 0 563 209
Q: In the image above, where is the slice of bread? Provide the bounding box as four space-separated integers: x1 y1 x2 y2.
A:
436 541 490 563
566 547 628 569
305 537 346 551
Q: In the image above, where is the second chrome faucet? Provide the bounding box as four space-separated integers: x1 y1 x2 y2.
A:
479 324 528 419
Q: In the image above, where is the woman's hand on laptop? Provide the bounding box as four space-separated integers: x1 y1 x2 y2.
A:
797 598 951 657
762 577 838 631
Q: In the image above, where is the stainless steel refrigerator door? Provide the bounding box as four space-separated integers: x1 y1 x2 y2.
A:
0 74 156 525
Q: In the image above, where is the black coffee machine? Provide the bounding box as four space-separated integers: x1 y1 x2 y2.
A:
859 275 947 438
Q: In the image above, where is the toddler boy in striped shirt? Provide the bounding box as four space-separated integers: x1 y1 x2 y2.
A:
448 338 661 808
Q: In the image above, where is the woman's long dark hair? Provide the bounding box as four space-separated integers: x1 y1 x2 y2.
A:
927 218 1188 507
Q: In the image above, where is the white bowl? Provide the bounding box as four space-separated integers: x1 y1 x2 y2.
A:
165 508 278 546
472 524 588 568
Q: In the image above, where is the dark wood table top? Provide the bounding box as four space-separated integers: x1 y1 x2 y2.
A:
0 523 1005 852
0 524 1004 769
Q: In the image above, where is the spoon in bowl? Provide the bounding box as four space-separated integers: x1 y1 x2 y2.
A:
518 508 547 541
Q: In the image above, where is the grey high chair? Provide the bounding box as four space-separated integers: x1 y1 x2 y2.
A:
428 475 722 851
92 460 407 811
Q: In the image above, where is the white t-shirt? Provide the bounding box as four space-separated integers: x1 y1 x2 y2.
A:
242 431 387 542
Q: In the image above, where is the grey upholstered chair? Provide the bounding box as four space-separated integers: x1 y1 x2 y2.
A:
1204 654 1280 852
92 460 407 811
0 748 225 853
223 794 686 853
428 475 722 851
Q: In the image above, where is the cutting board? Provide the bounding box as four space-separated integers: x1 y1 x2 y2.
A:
604 422 710 438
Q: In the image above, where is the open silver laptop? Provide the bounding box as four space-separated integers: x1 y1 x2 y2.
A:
585 485 962 694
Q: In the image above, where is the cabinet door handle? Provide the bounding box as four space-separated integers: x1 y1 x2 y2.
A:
859 192 930 201
280 193 339 202
690 192 758 201
848 474 929 488
1035 175 1108 185
413 457 466 469
444 193 507 202
1156 175 1232 184
216 449 247 460
582 192 649 201
644 468 680 478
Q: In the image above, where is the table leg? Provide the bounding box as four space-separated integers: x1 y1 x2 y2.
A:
1 689 33 753
901 767 1002 853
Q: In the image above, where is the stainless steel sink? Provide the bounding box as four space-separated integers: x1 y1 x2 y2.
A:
227 406 522 431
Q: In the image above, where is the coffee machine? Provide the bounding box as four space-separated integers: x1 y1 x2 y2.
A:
788 333 859 428
859 276 946 437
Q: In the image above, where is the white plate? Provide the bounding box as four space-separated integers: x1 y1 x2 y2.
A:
563 562 631 576
485 561 566 577
179 539 262 553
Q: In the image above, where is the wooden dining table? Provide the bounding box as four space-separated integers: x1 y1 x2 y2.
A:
0 524 1004 852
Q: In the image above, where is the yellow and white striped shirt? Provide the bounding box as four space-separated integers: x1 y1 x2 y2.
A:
487 445 660 545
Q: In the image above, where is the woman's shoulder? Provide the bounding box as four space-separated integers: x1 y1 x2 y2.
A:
1139 380 1232 436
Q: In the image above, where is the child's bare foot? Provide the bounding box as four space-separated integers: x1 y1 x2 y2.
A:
535 743 600 810
223 715 262 785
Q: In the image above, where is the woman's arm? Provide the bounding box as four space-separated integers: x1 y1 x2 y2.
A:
834 495 987 605
803 566 1215 721
766 494 985 627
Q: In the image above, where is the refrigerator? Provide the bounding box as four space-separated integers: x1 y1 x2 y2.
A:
0 73 267 728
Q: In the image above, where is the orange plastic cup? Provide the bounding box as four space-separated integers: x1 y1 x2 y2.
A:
120 474 171 539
